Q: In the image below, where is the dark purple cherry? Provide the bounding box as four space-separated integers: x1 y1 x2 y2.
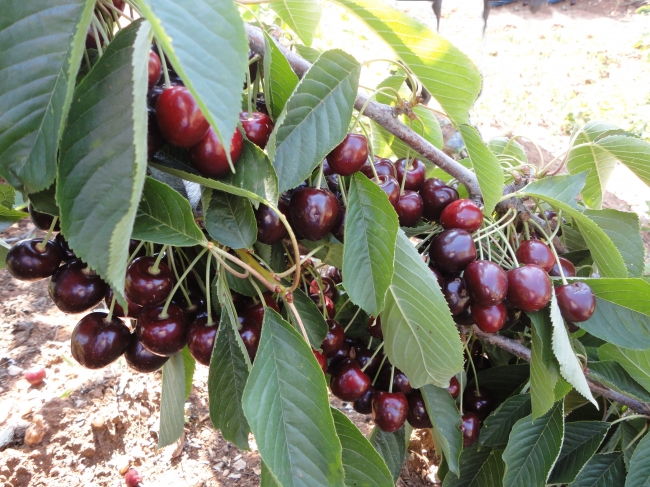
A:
125 256 174 307
446 376 460 399
507 264 552 312
71 312 130 369
360 158 396 179
327 134 369 176
6 239 62 281
124 333 169 373
189 127 244 179
105 287 142 319
395 158 426 191
240 111 274 149
549 257 576 278
313 349 328 373
187 316 218 366
353 386 376 414
472 302 507 333
442 276 471 316
372 391 409 433
420 179 458 221
49 259 107 313
289 188 340 241
396 190 424 227
463 260 508 306
555 282 596 322
407 391 432 428
327 341 351 374
367 316 383 339
515 240 555 272
321 319 345 358
461 413 480 447
136 304 188 357
430 229 477 273
440 199 483 233
376 175 400 208
377 366 412 395
255 204 288 245
54 233 76 261
464 385 494 420
239 316 261 360
354 347 383 378
148 51 162 89
155 86 209 147
330 358 371 402
28 204 60 231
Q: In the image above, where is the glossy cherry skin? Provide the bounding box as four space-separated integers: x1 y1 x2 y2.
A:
239 316 261 360
515 240 555 272
125 256 174 307
240 111 274 149
155 86 209 147
507 264 552 312
421 184 459 222
464 386 494 420
255 204 288 245
446 376 460 399
321 319 345 358
313 349 328 373
367 316 383 339
549 257 576 278
71 312 130 369
105 287 142 319
28 204 60 231
136 304 189 356
49 259 107 313
353 386 376 414
472 302 508 333
377 366 412 395
442 276 471 316
372 391 409 433
396 190 424 227
187 316 218 366
148 51 162 89
395 158 426 191
354 347 383 378
189 127 244 178
327 134 369 176
375 175 400 208
440 199 484 233
463 260 508 306
289 187 340 241
461 413 481 447
330 358 371 402
407 391 432 428
430 229 477 274
556 282 596 322
6 239 62 281
124 333 169 373
360 158 396 179
54 234 76 261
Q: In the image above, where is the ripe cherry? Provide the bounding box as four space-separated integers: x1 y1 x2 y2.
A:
446 376 460 399
395 158 426 191
189 127 244 179
71 312 130 369
372 391 409 432
472 302 508 333
255 204 288 245
124 333 169 373
463 260 508 306
6 239 62 281
377 366 412 395
136 304 189 356
507 264 552 312
396 190 424 227
49 259 107 313
321 319 345 358
407 391 432 429
442 276 471 316
24 366 46 386
240 111 274 149
430 229 477 274
463 385 494 420
440 199 483 233
353 386 376 414
555 282 596 322
360 158 396 179
515 240 555 272
327 134 369 176
289 187 340 241
155 86 209 147
367 316 383 339
375 175 400 207
105 288 142 319
188 316 218 366
148 51 162 89
313 349 328 373
54 234 76 261
125 256 174 307
461 412 480 447
239 316 261 360
28 204 60 231
330 358 371 402
549 257 576 278
420 179 458 221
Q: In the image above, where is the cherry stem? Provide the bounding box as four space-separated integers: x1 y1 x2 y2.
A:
159 248 208 319
388 365 395 393
106 294 116 322
206 253 213 326
155 40 172 89
36 216 58 252
372 355 388 386
314 160 325 191
285 300 311 343
360 342 384 373
168 249 191 307
148 245 167 275
343 307 362 333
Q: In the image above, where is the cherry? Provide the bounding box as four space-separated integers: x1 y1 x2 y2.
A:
125 256 174 307
49 259 106 313
430 229 477 273
463 260 508 306
124 333 169 373
463 385 494 420
240 111 274 149
239 316 261 360
28 204 60 231
289 187 340 241
440 199 483 233
461 413 481 447
188 316 218 366
446 376 460 399
407 391 432 428
310 293 336 319
354 347 383 377
136 304 188 356
375 175 400 207
420 179 459 221
396 190 424 227
507 264 552 312
377 365 412 394
148 51 162 89
24 366 46 386
321 319 345 358
105 288 142 319
327 134 369 176
472 302 508 333
353 386 376 414
124 468 143 487
54 234 76 261
442 276 471 316
189 127 244 179
549 257 576 278
255 204 288 245
515 240 555 272
313 349 328 373
367 316 383 339
555 282 596 322
330 358 371 402
71 312 130 368
372 391 409 432
155 86 209 147
6 239 62 281
360 158 396 179
241 292 280 327
327 341 351 374
394 158 426 191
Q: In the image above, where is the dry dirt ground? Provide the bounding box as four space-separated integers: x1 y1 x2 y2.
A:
2 1 649 486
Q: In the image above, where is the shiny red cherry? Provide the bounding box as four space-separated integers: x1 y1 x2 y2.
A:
148 51 162 89
289 187 340 241
188 316 218 366
372 391 409 432
395 158 426 191
507 265 552 312
155 86 209 147
472 302 508 333
555 282 596 322
549 257 576 278
255 204 288 245
360 158 396 179
463 260 508 306
125 256 174 307
189 127 244 179
442 276 471 316
407 391 432 428
105 287 142 319
375 175 400 207
327 134 369 176
461 412 480 447
367 316 383 339
240 111 274 149
353 385 376 414
321 319 345 358
396 190 424 227
430 229 477 274
515 240 555 272
124 333 169 373
446 376 460 399
463 385 494 420
440 199 483 233
313 349 328 373
49 259 107 313
330 358 371 402
136 304 189 356
71 312 130 369
6 239 62 281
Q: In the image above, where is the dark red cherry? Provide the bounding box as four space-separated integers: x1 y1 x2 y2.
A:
54 233 76 261
255 204 288 245
330 358 371 402
515 240 555 272
189 127 244 179
136 304 188 357
464 385 494 420
49 259 107 313
372 391 409 433
407 391 432 428
396 190 424 227
321 319 345 358
125 256 174 307
367 316 383 339
375 175 400 207
124 333 169 373
556 282 596 322
430 229 477 273
354 347 383 378
155 86 209 147
28 204 60 231
446 376 460 399
327 134 369 176
242 292 280 328
147 51 162 89
6 239 62 281
463 260 508 306
70 312 130 369
240 111 274 149
313 349 328 373
289 188 340 241
440 199 483 233
187 316 218 366
395 158 426 191
105 287 142 319
360 158 396 179
507 265 552 312
239 316 261 360
442 276 471 316
377 366 412 395
327 341 351 374
472 302 507 333
421 183 459 222
353 386 376 414
461 412 481 447
549 257 576 278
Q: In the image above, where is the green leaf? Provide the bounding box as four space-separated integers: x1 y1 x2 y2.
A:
548 421 609 484
0 0 95 193
331 408 394 487
132 177 205 246
529 311 562 418
158 352 186 449
242 310 344 487
480 394 532 447
596 135 650 192
421 385 463 476
57 20 151 306
182 347 195 399
369 426 406 484
203 189 256 250
489 137 528 165
470 364 530 406
571 452 625 487
331 0 481 125
522 173 587 207
267 49 360 193
263 32 300 121
442 446 506 487
28 185 59 216
502 402 564 487
622 419 646 474
598 344 650 393
383 231 464 388
138 0 248 156
271 0 322 46
291 288 329 349
587 361 650 402
458 125 504 215
343 173 398 316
